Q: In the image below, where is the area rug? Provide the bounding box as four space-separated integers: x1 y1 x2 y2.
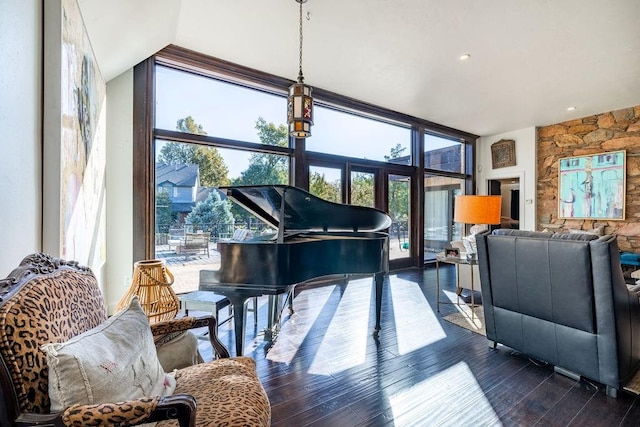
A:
442 307 486 336
624 370 640 395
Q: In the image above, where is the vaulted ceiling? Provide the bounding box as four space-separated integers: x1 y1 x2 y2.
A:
78 0 640 137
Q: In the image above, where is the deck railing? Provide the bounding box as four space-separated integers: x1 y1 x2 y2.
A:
155 220 270 244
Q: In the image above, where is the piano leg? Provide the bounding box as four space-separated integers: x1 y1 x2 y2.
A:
374 272 384 335
288 285 295 315
264 292 290 342
226 294 248 357
264 295 279 342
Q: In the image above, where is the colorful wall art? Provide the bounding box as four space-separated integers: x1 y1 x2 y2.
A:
558 150 625 220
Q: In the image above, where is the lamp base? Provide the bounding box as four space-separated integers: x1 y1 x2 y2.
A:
462 235 476 256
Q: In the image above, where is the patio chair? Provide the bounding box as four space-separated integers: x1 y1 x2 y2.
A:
177 232 211 256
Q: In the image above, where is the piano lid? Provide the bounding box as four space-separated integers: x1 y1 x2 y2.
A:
221 185 392 233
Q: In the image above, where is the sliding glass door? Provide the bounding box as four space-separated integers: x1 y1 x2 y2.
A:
388 174 411 263
423 175 464 260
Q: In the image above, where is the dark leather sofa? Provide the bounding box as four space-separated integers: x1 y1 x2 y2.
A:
475 229 640 397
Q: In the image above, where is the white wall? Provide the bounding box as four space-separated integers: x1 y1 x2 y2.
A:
0 0 132 307
0 0 42 276
477 127 537 231
105 69 134 312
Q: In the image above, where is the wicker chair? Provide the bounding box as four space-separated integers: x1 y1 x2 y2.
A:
0 253 271 426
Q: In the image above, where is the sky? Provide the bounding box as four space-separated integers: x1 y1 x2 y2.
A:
155 65 459 179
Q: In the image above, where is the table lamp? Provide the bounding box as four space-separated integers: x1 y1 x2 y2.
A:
454 195 502 257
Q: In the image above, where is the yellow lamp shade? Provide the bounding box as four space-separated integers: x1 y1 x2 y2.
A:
454 195 502 225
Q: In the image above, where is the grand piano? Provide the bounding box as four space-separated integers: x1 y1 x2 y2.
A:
199 185 391 356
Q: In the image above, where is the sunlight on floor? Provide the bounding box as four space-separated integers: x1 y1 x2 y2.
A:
308 279 372 375
390 277 446 355
265 285 336 364
443 289 483 330
389 362 501 426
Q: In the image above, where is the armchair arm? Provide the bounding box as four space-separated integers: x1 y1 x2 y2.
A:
151 315 230 359
14 395 195 427
61 395 196 427
151 316 199 335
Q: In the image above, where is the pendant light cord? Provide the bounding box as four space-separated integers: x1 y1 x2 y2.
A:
298 0 304 83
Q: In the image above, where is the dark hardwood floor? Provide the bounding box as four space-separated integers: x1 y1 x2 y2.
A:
198 265 640 426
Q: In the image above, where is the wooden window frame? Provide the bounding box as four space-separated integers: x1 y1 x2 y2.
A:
132 45 478 268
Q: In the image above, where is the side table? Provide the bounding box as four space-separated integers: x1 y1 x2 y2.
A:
436 252 479 320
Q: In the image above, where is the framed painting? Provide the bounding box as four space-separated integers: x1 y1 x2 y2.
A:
444 247 460 258
558 150 626 220
491 139 516 169
43 0 106 270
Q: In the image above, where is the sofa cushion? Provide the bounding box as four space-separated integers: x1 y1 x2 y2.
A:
42 297 176 411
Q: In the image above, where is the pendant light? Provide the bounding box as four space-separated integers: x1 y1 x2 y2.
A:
287 0 313 138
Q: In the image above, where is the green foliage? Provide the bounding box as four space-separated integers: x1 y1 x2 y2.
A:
231 117 289 225
386 144 410 221
157 116 230 187
350 172 374 207
384 143 407 162
388 178 409 221
185 191 234 232
176 116 207 135
232 155 288 186
155 191 176 233
230 117 288 186
254 117 288 147
309 172 341 203
192 147 230 187
157 143 197 165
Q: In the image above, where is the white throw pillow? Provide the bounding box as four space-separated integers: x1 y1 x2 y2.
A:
156 330 203 371
42 297 176 412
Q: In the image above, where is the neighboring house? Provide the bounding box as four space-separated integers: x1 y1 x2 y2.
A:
424 145 462 173
392 145 462 172
156 163 213 224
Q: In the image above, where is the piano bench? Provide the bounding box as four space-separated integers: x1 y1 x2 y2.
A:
179 291 258 329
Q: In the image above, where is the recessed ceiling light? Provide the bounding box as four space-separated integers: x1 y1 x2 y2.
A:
459 53 471 61
567 106 576 111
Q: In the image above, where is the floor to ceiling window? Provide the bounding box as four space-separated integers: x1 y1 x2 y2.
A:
306 105 411 164
133 45 477 277
152 65 291 292
423 133 470 261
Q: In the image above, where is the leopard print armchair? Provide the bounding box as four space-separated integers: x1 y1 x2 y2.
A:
0 253 271 426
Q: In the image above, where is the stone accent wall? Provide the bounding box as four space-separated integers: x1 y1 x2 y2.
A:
537 105 640 252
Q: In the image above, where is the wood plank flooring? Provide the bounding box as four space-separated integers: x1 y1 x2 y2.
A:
197 265 640 426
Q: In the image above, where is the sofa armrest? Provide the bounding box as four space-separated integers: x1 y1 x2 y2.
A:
151 315 230 359
623 288 640 378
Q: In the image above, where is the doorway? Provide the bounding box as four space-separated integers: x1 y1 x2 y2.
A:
488 178 521 230
307 161 416 269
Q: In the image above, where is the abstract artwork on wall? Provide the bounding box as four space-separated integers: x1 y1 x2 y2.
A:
44 0 106 272
558 150 626 220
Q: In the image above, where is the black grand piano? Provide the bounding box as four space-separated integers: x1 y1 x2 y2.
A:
199 185 391 356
